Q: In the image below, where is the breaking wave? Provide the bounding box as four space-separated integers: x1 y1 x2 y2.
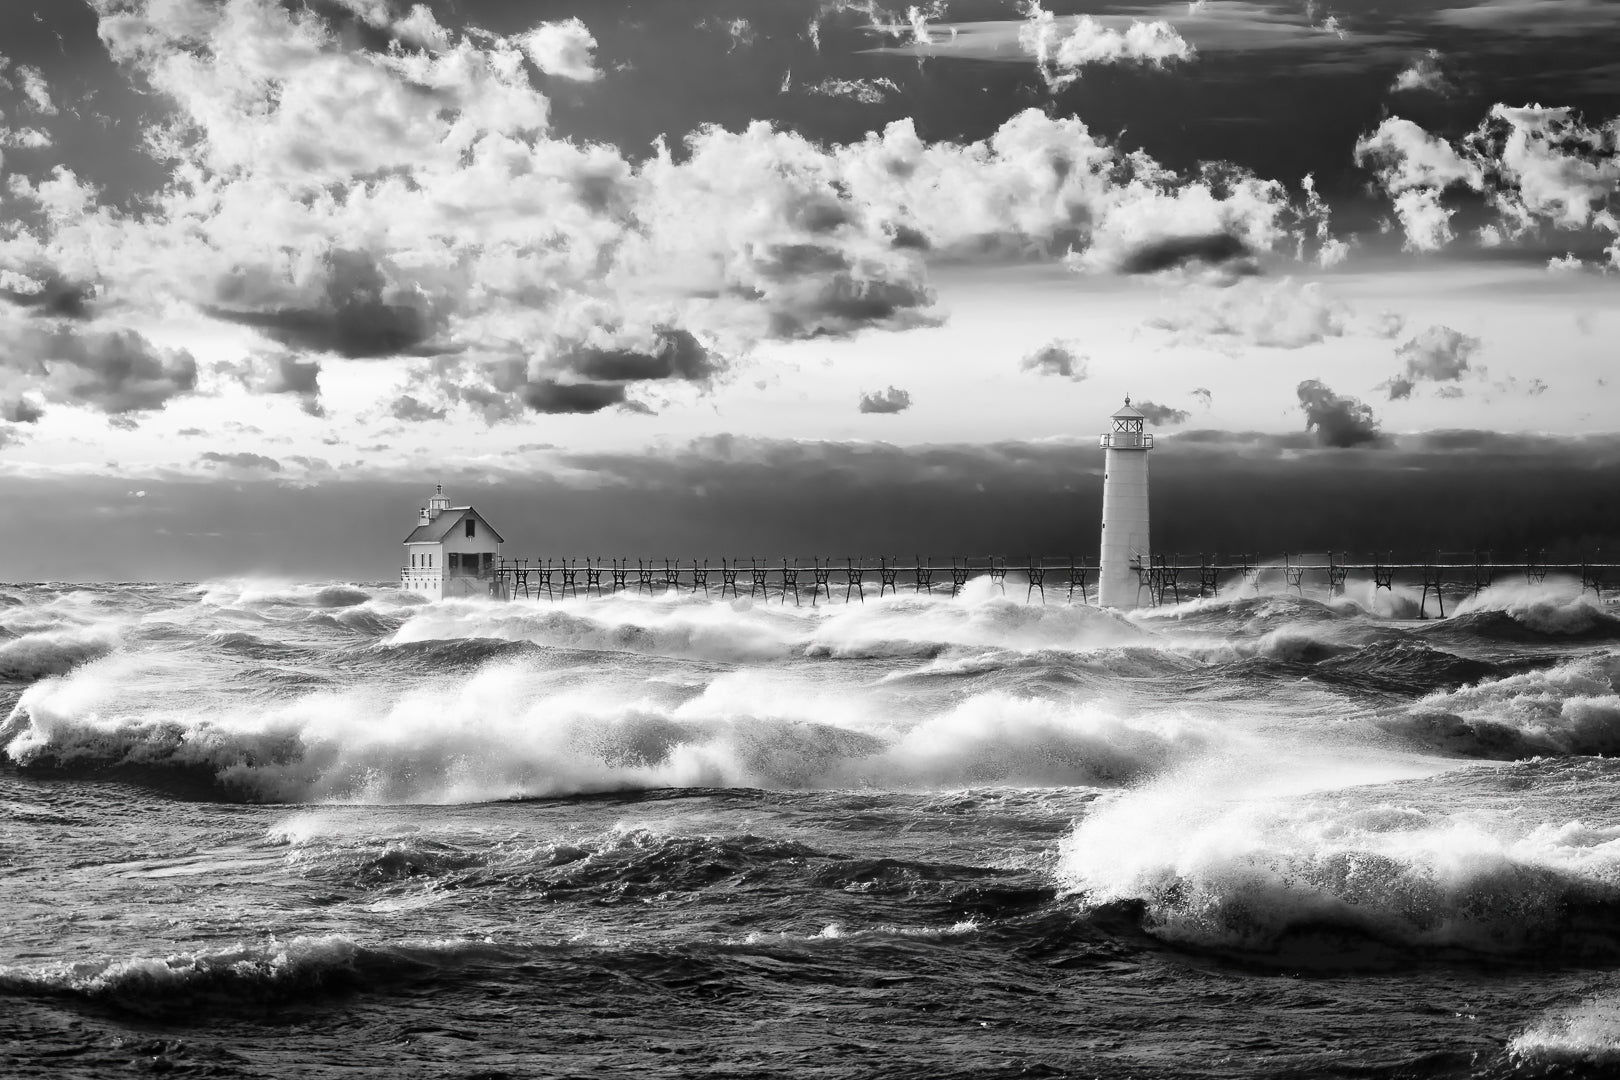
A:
1511 996 1620 1067
1425 582 1620 643
2 646 1225 801
0 626 120 682
1055 760 1620 964
1389 651 1620 758
390 580 1143 664
0 934 520 1016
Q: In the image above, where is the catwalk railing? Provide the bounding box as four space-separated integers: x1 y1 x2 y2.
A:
474 552 1616 616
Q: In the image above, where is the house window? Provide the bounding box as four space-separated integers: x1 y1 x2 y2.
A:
412 553 417 568
465 518 476 539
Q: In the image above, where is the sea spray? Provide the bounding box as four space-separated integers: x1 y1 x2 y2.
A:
1055 755 1620 959
5 647 1226 801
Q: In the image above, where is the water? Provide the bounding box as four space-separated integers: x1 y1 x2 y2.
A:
3 577 1620 1077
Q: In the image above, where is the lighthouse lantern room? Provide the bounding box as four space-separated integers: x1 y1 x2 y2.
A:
1098 397 1154 610
401 485 505 600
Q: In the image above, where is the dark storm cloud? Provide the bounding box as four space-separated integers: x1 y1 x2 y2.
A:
9 429 1620 579
208 250 442 360
1296 379 1384 448
1114 232 1257 277
1020 341 1087 380
858 385 912 414
564 329 720 383
522 379 628 414
1 398 44 423
523 430 1620 564
745 248 940 340
0 273 95 320
198 451 282 473
3 326 199 415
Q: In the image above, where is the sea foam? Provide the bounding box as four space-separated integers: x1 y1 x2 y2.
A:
1055 756 1620 960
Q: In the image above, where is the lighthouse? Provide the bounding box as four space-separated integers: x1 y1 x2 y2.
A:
1098 397 1154 609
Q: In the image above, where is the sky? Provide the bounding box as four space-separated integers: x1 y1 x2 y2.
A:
0 0 1615 579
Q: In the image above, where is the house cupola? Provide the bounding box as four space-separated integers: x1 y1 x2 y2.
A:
426 484 451 521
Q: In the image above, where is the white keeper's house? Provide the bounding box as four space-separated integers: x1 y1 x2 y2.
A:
401 485 505 600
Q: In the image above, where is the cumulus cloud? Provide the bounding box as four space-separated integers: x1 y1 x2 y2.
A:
558 328 721 384
389 394 447 422
523 18 602 82
225 353 324 415
1384 325 1482 399
0 322 198 415
1020 3 1194 91
0 0 1318 426
1391 49 1450 96
1191 387 1212 408
208 250 443 359
1134 400 1190 426
1469 105 1620 242
15 65 57 115
1297 379 1382 448
1357 104 1620 262
858 385 913 413
1 398 44 423
522 380 629 415
1020 339 1088 380
1061 162 1291 278
0 271 95 320
1146 278 1351 350
1355 117 1485 251
1 127 53 150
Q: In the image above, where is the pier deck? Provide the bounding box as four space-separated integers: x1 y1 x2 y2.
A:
471 552 1617 617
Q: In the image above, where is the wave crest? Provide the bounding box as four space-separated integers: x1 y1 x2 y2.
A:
4 652 1219 802
1511 997 1620 1066
1056 771 1620 963
1389 652 1620 758
0 934 513 1016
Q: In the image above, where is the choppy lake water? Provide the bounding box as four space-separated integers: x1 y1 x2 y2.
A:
4 577 1620 1078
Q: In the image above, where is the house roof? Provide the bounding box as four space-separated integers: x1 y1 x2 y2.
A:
402 507 506 545
1111 398 1146 420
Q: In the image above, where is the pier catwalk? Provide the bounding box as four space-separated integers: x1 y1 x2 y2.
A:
478 552 1617 617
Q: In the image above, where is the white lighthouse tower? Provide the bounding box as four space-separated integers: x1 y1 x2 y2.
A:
1098 397 1154 610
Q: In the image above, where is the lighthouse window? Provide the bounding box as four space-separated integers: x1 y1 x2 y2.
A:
465 518 477 539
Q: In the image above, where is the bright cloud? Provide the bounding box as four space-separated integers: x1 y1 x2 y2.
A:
523 18 604 82
1357 104 1620 263
0 0 1336 435
1019 2 1194 91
